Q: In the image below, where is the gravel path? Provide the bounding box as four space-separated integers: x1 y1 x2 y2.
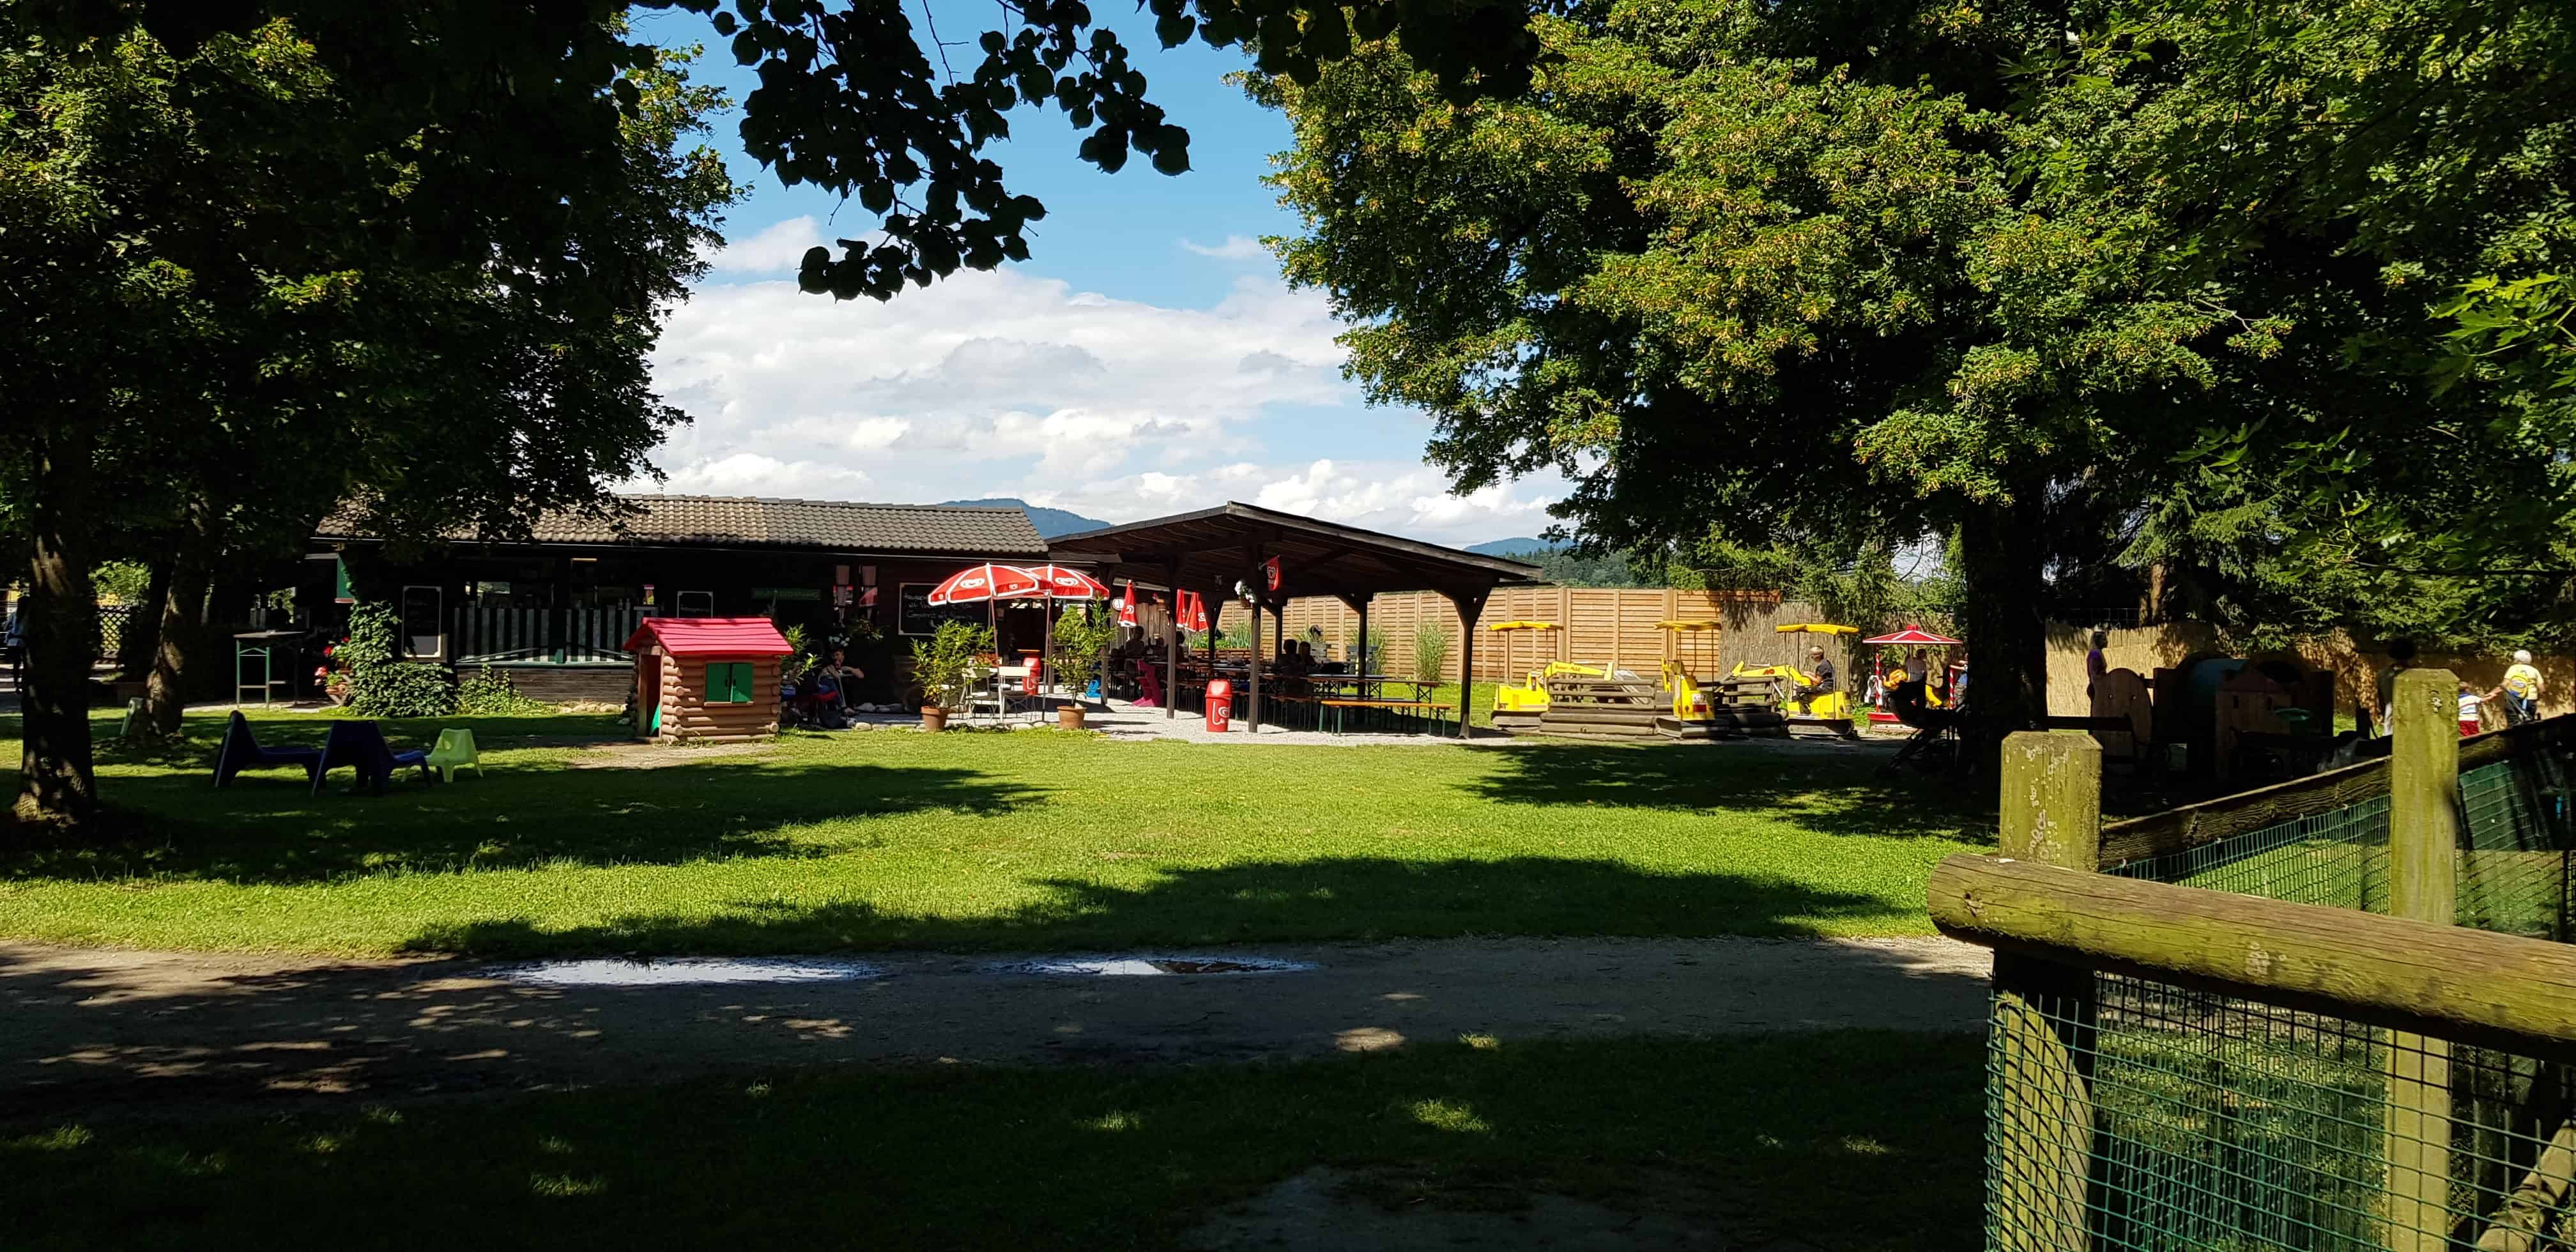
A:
0 935 1988 1113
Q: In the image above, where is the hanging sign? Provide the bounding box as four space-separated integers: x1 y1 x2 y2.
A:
1263 556 1282 593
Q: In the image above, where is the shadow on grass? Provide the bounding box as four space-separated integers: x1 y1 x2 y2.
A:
0 755 1046 887
1463 742 1993 841
0 1032 1986 1251
401 855 1897 956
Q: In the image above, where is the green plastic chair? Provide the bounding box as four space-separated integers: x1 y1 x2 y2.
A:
425 728 481 782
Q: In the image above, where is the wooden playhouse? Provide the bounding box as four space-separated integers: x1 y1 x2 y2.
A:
625 617 794 743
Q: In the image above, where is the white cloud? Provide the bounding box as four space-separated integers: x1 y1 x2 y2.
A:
641 217 1567 549
707 216 826 273
1180 234 1269 260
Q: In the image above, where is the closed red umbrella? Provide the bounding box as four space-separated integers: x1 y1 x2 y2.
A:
1116 583 1138 627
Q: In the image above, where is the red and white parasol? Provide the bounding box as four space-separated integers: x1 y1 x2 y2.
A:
924 563 1041 606
1862 626 1961 646
1177 590 1209 633
1023 564 1112 601
1116 582 1138 627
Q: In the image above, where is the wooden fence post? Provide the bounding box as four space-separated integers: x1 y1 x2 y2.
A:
1993 731 2102 1252
2387 668 2460 1251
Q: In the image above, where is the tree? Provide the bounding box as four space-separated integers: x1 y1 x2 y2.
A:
1255 0 2573 752
1 15 733 826
4 0 1554 830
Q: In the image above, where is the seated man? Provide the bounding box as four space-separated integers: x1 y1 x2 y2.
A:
1795 645 1837 714
813 646 863 710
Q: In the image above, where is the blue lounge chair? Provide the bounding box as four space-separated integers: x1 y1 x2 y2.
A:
311 720 433 796
213 711 325 789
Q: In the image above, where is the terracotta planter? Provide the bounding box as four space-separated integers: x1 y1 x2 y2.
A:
920 705 949 732
1057 705 1086 731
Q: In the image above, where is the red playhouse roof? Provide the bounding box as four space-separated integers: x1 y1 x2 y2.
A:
623 616 796 658
1864 626 1963 646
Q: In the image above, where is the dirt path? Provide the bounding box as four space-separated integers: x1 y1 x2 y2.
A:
0 935 1988 1115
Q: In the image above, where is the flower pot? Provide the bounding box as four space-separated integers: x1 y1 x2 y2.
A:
920 706 949 732
1057 705 1086 731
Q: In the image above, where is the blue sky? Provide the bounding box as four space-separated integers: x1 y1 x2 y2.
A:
627 4 1565 546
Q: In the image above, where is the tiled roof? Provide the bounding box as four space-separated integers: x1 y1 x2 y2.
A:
320 494 1048 557
625 616 795 657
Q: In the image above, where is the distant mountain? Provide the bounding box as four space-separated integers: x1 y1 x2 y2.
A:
935 497 1114 538
1467 537 1561 556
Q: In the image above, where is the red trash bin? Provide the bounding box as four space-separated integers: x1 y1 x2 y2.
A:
1206 679 1232 733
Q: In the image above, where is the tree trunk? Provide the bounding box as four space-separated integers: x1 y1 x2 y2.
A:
145 524 215 737
117 558 169 680
1957 487 2050 767
15 428 102 830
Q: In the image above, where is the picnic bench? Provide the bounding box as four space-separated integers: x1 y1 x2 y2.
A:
1317 696 1455 735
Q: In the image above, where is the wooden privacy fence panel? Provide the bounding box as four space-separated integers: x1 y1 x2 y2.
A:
453 605 646 665
1232 586 1802 682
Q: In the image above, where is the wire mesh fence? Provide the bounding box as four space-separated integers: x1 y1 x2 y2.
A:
2104 749 2571 940
1994 735 2576 1249
1989 975 2575 1252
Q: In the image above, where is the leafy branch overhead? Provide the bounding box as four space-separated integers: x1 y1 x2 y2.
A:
671 0 1551 299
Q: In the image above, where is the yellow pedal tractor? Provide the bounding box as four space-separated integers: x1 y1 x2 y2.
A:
1731 622 1862 738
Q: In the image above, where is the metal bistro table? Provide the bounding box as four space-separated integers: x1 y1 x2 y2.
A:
233 630 303 706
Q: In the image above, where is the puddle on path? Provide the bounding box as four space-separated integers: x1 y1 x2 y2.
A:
486 957 887 987
999 955 1316 977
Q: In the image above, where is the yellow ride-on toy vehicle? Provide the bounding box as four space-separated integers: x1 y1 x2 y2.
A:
1488 621 1604 730
1657 620 1724 722
1729 623 1861 738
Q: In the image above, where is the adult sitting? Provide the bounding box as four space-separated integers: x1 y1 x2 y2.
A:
1798 645 1837 714
812 646 863 710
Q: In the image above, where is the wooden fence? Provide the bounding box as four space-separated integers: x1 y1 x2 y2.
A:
450 605 643 666
1215 587 1821 683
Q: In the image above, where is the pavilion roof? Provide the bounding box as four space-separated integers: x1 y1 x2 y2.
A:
1046 502 1544 604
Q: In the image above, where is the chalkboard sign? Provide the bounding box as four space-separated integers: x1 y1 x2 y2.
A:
899 583 989 637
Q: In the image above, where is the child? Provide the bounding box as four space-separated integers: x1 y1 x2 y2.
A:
2458 683 2484 738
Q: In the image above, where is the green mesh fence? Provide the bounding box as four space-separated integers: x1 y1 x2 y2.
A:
1988 977 2575 1251
1995 744 2576 1249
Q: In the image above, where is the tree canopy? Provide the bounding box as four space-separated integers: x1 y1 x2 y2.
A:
1 11 735 825
1257 0 2576 744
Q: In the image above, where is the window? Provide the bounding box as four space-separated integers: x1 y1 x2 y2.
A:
704 661 754 705
399 585 443 658
675 590 714 618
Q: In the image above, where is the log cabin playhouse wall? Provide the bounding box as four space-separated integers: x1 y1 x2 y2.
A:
625 617 792 744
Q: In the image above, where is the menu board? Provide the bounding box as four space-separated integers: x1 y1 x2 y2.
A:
898 583 990 636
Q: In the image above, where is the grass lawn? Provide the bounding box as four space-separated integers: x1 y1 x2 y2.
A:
3 1032 1985 1251
0 708 1990 958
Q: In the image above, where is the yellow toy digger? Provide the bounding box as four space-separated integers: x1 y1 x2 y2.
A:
1488 621 1604 730
1729 623 1860 738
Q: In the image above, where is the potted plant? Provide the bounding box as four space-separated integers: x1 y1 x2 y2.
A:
910 620 991 731
1050 598 1119 729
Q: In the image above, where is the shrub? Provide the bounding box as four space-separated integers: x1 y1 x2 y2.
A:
1050 599 1119 698
909 620 992 710
455 666 548 716
341 602 457 717
1342 625 1387 673
1412 623 1451 682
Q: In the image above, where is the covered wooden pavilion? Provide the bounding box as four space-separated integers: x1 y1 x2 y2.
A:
1046 502 1546 735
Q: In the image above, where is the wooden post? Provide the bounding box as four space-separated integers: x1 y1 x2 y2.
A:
1992 731 2101 1252
1245 544 1262 733
1447 588 1489 738
1356 593 1372 697
2387 668 2460 1252
1163 561 1180 721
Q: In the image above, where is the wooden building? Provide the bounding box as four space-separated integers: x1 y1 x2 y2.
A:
625 617 793 742
308 495 1050 705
